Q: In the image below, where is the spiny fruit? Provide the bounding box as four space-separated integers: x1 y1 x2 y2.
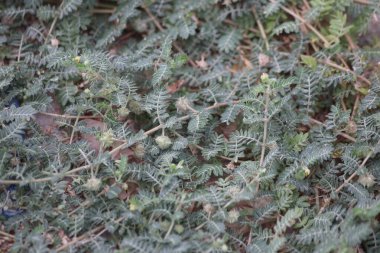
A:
155 135 172 150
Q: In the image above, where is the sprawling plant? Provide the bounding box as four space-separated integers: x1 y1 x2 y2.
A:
1 0 380 252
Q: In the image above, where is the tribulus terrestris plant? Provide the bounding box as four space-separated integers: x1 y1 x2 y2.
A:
1 0 380 252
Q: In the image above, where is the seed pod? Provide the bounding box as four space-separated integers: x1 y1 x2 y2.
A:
174 224 185 234
133 143 145 158
155 135 172 150
84 177 101 191
227 209 240 223
117 107 130 121
346 120 357 134
175 97 189 113
100 129 114 148
128 100 143 115
122 183 129 191
221 244 228 252
203 203 215 214
358 173 375 188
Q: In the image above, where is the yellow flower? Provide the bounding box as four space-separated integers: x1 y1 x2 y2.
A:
303 166 310 176
73 56 81 63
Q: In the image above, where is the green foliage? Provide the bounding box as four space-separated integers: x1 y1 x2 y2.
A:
1 0 380 252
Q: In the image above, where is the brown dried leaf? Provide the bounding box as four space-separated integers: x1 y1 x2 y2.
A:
196 54 208 69
34 96 65 139
51 38 59 47
241 55 253 69
166 80 185 94
80 119 107 153
258 53 270 67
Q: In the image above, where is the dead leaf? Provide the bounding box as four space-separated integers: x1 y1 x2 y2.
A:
51 38 59 47
34 95 65 139
58 230 71 245
241 55 253 69
217 122 237 138
166 80 185 94
196 54 208 69
111 144 134 160
258 53 270 67
79 119 107 153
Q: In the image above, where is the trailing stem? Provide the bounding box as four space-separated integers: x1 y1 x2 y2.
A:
260 86 270 167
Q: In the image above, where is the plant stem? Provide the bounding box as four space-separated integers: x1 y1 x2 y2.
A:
69 113 81 144
110 101 237 155
142 5 197 67
252 8 270 50
0 165 91 185
37 112 101 119
322 59 371 85
17 35 23 62
260 86 270 167
0 230 15 240
335 149 374 193
279 4 330 47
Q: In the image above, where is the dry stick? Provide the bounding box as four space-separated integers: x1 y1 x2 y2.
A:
353 0 370 5
92 9 115 14
164 195 185 239
351 94 361 120
69 113 81 144
259 86 270 167
279 5 330 47
322 59 371 85
223 19 260 34
142 5 197 68
0 230 15 240
337 55 350 70
315 187 320 211
252 8 270 51
44 17 58 45
43 1 64 46
309 118 357 143
17 35 24 62
335 149 374 193
344 34 358 51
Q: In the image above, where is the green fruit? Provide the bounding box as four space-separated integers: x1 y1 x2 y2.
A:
155 135 172 150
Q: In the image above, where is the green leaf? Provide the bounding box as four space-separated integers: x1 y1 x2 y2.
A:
152 64 171 86
218 29 242 53
300 55 317 70
58 83 78 105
